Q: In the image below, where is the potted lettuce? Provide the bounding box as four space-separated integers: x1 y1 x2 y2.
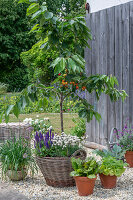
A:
99 156 127 189
70 157 99 196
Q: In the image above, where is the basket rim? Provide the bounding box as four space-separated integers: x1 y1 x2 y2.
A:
35 149 86 160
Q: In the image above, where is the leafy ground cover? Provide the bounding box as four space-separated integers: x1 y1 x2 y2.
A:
8 113 79 135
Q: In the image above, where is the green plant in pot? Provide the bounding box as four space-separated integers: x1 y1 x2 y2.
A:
93 144 125 160
118 123 133 167
0 137 37 181
99 156 127 189
70 157 99 196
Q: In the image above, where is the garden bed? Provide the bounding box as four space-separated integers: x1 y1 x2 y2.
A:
0 148 133 200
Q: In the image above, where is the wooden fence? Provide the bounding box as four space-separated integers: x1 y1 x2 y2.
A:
85 1 133 145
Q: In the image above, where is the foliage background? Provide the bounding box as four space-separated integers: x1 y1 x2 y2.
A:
0 0 36 91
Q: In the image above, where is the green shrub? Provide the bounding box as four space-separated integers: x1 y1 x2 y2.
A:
71 118 86 138
0 82 8 95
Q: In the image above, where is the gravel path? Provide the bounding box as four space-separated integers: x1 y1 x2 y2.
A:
0 148 133 200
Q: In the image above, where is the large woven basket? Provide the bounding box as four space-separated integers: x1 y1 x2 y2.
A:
36 149 86 187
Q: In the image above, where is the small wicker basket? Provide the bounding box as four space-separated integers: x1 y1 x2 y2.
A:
36 149 86 187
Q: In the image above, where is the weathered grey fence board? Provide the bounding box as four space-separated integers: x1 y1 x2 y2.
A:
115 5 123 132
85 2 133 145
129 1 133 125
106 7 115 140
98 9 108 145
122 3 130 126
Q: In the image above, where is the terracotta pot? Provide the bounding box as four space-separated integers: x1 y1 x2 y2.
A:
125 151 133 168
74 176 97 196
7 169 27 181
99 173 117 189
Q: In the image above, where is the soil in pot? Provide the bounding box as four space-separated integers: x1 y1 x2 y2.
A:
125 151 133 168
7 169 27 181
99 173 117 189
74 176 97 196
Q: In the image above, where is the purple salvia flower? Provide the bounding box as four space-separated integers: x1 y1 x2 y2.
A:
35 132 39 143
39 132 44 141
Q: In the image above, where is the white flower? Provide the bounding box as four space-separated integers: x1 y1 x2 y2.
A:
36 115 39 118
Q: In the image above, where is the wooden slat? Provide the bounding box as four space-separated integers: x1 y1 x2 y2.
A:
114 5 123 131
129 1 133 125
90 12 96 143
122 3 130 126
106 7 116 141
98 9 108 145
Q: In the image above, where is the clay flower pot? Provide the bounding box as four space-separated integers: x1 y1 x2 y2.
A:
125 151 133 168
74 176 97 196
99 173 117 189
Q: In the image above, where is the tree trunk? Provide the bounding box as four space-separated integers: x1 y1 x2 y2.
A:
60 92 64 132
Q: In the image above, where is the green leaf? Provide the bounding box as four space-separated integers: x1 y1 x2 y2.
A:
30 24 39 32
72 55 85 67
41 5 47 13
54 63 61 75
44 11 53 19
70 171 79 177
31 10 42 20
13 103 20 118
27 3 39 16
50 57 62 68
87 174 96 179
67 58 77 72
6 105 14 116
94 112 101 122
60 58 66 71
5 114 9 123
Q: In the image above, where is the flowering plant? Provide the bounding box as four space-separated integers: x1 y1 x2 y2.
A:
23 117 52 134
118 123 133 151
0 137 37 179
34 131 82 157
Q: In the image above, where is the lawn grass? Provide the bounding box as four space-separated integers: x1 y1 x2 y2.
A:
8 113 79 135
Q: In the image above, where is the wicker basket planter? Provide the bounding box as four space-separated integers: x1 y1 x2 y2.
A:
36 149 86 187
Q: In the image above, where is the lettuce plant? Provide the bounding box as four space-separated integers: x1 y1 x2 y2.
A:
70 157 99 178
99 156 127 177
